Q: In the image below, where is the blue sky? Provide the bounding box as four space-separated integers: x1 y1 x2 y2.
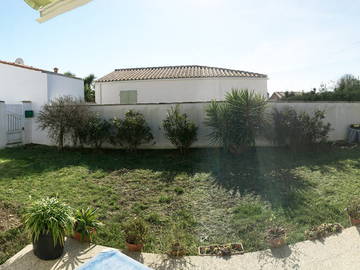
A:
1 0 360 93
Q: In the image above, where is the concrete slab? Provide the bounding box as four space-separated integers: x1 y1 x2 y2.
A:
2 226 360 270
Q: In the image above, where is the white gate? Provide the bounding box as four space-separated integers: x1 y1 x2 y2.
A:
6 105 24 145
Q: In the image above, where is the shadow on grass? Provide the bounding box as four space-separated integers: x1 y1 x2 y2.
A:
1 144 360 212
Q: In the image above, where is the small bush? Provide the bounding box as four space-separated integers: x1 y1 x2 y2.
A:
162 105 198 153
272 107 331 150
85 114 111 149
111 110 154 151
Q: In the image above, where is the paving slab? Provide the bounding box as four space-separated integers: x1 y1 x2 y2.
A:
2 226 360 270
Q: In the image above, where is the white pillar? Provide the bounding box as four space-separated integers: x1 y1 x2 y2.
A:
22 101 33 145
0 101 6 149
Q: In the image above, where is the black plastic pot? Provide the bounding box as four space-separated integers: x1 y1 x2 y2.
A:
33 233 64 260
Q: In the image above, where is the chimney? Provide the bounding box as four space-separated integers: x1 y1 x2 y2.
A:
53 67 59 73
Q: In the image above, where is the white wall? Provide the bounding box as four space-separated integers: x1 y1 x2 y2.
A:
0 102 6 149
47 73 84 101
29 101 360 149
95 77 267 104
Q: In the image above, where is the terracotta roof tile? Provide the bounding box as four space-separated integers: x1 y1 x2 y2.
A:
97 65 267 82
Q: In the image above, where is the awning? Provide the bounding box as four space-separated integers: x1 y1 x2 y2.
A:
24 0 92 23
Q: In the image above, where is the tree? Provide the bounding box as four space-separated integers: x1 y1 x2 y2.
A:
37 96 86 150
162 105 198 153
205 89 268 153
84 74 96 103
64 71 76 78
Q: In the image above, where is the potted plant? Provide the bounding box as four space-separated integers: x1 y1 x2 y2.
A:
265 226 286 248
123 218 148 252
346 199 360 225
168 242 186 257
73 207 102 242
23 197 74 260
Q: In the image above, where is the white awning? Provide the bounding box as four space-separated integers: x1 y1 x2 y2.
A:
24 0 92 23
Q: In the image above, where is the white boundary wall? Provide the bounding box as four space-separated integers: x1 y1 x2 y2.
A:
0 102 6 149
28 101 360 149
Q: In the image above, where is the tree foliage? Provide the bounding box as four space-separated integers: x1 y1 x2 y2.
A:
283 74 360 101
272 107 331 150
162 105 198 153
37 96 86 150
111 110 154 151
205 89 268 153
84 74 96 103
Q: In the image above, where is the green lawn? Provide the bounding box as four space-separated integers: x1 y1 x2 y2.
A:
1 145 360 264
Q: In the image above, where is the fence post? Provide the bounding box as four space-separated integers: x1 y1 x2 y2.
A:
0 101 6 149
22 101 33 145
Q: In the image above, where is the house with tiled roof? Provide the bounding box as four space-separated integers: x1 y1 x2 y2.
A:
0 58 84 109
95 65 268 104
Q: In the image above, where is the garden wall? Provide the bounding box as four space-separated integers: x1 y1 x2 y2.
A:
30 101 360 149
0 101 6 149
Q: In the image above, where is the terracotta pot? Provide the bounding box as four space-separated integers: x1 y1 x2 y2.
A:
349 216 360 226
268 237 286 248
126 242 143 252
169 244 186 257
72 232 91 242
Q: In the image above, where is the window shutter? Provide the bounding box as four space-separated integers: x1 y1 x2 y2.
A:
120 91 137 104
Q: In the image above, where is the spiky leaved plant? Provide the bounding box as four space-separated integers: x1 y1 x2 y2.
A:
23 197 74 247
74 207 102 241
205 89 268 152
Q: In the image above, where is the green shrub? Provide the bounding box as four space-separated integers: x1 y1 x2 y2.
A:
23 198 74 246
111 110 154 151
38 96 88 150
205 89 268 153
85 114 111 149
162 105 198 153
272 107 331 150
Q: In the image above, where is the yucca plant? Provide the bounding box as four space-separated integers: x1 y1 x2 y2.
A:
73 207 102 241
205 89 268 153
23 197 74 260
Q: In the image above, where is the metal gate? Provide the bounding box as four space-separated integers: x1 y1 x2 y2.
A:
6 105 24 145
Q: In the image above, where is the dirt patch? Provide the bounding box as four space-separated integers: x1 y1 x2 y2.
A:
0 203 21 232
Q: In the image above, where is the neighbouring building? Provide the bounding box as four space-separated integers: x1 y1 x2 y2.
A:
95 65 267 104
0 58 84 147
0 58 84 111
269 91 302 101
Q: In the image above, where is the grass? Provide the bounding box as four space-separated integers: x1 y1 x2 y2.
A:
1 144 360 264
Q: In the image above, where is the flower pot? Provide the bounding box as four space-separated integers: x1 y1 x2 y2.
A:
268 237 286 248
33 233 64 260
72 232 91 242
125 242 143 252
349 216 360 226
169 243 186 257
